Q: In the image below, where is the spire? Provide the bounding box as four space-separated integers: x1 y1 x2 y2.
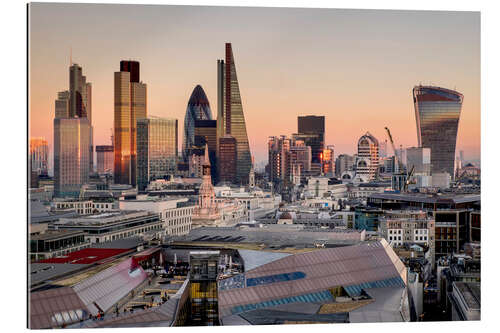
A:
204 143 210 166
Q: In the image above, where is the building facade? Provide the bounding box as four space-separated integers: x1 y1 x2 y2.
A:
294 115 325 164
182 85 213 161
51 211 162 244
379 210 436 265
119 197 194 236
30 137 49 176
336 154 355 178
69 63 93 173
53 118 90 198
96 145 114 174
114 60 147 186
355 132 379 182
413 85 463 178
194 119 217 182
136 117 178 191
218 135 237 184
322 145 335 176
55 90 70 119
216 43 252 184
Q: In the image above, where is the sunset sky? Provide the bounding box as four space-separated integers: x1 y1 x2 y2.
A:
29 3 480 170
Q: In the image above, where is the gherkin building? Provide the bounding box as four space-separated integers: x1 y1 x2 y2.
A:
182 85 213 161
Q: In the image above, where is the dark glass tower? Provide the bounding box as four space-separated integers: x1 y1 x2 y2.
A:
183 85 213 161
413 85 463 177
294 115 325 164
120 60 140 83
114 60 147 186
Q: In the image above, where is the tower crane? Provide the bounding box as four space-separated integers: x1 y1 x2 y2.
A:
384 127 404 173
385 126 416 192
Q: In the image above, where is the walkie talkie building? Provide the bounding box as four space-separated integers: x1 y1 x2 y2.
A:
413 85 463 178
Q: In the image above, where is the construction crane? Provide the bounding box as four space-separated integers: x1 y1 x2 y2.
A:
384 127 404 173
403 165 415 192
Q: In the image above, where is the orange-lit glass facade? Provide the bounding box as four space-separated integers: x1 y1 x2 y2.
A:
114 62 147 186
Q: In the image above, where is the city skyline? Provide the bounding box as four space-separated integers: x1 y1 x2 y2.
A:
29 3 480 169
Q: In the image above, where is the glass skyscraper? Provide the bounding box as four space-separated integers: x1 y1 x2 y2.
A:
114 60 147 186
413 85 463 177
182 85 213 161
294 115 325 164
217 43 252 184
53 118 90 197
137 117 178 191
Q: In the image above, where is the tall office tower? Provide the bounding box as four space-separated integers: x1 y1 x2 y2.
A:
55 91 70 118
413 85 463 178
406 147 431 175
355 132 379 182
194 119 217 183
29 137 49 176
183 85 213 161
217 43 252 184
53 118 90 197
136 117 178 191
335 154 355 177
294 115 325 164
288 140 311 176
218 136 237 183
114 60 147 186
96 145 114 174
268 136 291 183
69 64 93 172
321 145 335 176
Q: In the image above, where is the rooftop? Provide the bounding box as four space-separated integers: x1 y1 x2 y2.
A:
453 282 481 311
369 192 480 204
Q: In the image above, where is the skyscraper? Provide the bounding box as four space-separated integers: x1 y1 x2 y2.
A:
217 43 252 184
413 85 463 178
355 132 379 182
114 60 147 186
53 118 90 197
53 63 92 197
268 136 291 183
294 115 325 164
182 85 213 161
29 137 49 176
136 117 178 191
69 63 93 173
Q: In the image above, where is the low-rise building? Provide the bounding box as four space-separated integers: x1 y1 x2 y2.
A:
29 230 90 261
378 210 435 265
119 196 194 236
50 211 163 244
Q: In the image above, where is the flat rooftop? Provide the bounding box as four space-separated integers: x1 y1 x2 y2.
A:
369 192 480 204
30 230 85 241
54 210 156 226
174 226 363 250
